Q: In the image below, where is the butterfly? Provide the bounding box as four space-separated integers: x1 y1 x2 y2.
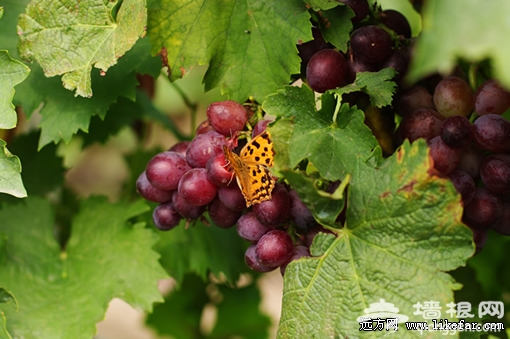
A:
223 130 276 207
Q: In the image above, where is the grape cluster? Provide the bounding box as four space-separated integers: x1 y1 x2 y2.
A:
300 1 411 92
395 76 510 252
137 100 327 274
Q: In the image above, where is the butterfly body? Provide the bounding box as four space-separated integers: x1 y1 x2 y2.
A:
223 131 275 207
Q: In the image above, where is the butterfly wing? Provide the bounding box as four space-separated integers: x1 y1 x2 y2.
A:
239 131 274 167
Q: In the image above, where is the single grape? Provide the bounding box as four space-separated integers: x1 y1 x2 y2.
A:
237 211 274 242
448 170 475 205
337 0 369 22
440 115 473 149
208 197 242 229
346 56 378 84
206 153 233 187
428 136 463 175
479 154 510 194
195 119 216 135
252 119 271 138
473 114 510 153
168 141 190 157
379 9 412 38
218 183 247 211
433 76 473 118
297 27 331 74
306 49 348 93
255 230 294 268
305 226 333 247
474 79 510 116
252 183 291 225
153 202 182 231
280 245 310 275
172 191 206 219
462 187 502 230
206 101 248 137
349 25 393 64
397 108 443 142
382 48 410 84
146 151 191 191
186 130 227 168
492 200 510 235
178 168 218 206
244 244 275 272
136 171 173 203
457 143 484 178
289 190 318 234
394 86 435 117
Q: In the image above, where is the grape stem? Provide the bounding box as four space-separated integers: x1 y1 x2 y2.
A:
168 80 198 137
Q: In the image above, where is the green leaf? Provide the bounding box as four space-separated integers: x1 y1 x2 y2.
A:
0 7 3 20
0 50 30 129
263 86 378 180
0 197 168 339
18 0 147 98
333 68 397 108
317 5 353 53
156 219 249 284
407 0 510 89
0 140 26 198
277 141 474 338
146 274 209 339
147 0 311 102
304 0 340 11
13 37 160 149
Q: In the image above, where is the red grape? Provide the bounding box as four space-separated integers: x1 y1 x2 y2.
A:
244 244 275 272
195 119 216 135
397 108 443 142
252 119 271 138
255 230 294 267
457 143 484 178
428 136 462 175
473 114 510 153
208 197 242 229
136 171 173 203
178 168 217 206
172 191 206 219
448 170 475 205
146 151 191 191
153 202 182 231
474 79 510 116
350 25 393 64
289 190 318 234
280 245 310 275
206 153 233 187
207 101 248 137
394 86 435 117
168 141 190 157
479 154 510 194
253 183 290 225
433 76 473 118
440 115 473 149
306 49 348 93
462 187 502 230
236 211 274 242
218 183 246 212
186 130 227 168
379 9 412 38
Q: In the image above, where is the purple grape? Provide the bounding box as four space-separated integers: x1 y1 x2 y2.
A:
350 25 393 64
236 211 274 242
474 79 510 116
433 76 473 118
255 230 294 268
473 114 510 152
207 101 248 137
252 183 290 226
338 0 369 22
168 141 190 157
146 151 192 191
479 154 510 194
306 49 349 93
218 183 246 211
280 245 310 276
178 168 217 206
186 130 227 168
208 197 242 229
153 202 182 231
397 108 443 142
346 56 378 84
298 27 332 73
448 170 475 205
457 143 484 178
382 48 410 84
394 86 435 117
244 244 275 272
428 136 463 175
172 191 206 219
289 190 318 234
379 9 412 38
206 153 233 187
136 171 173 203
440 115 473 149
462 187 503 230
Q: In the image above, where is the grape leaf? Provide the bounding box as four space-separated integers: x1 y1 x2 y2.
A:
317 5 353 53
0 7 3 19
0 50 30 129
263 86 378 181
155 219 249 285
0 140 26 198
147 0 311 102
17 0 147 97
0 197 168 339
277 141 474 338
333 68 397 107
13 37 160 149
407 0 510 89
0 0 32 59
